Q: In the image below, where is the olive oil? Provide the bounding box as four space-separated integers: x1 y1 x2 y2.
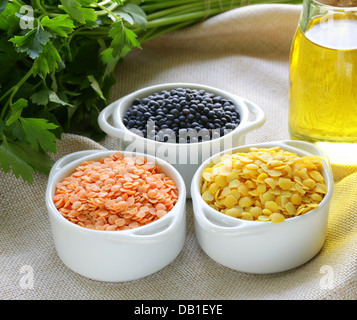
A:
289 16 357 163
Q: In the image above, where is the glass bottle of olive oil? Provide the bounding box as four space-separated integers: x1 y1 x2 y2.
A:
289 0 357 164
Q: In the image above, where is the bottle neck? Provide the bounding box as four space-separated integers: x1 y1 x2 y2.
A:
299 0 357 32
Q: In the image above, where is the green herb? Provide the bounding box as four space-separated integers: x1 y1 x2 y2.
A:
0 0 300 183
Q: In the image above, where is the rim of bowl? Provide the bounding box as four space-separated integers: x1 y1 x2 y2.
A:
113 82 254 148
312 0 357 9
192 141 334 227
46 150 186 236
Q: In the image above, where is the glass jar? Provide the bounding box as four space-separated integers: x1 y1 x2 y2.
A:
289 0 357 165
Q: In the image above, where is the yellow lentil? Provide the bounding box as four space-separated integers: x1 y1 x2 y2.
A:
225 208 242 218
224 195 238 208
265 201 278 213
264 177 276 189
278 177 293 190
208 183 219 195
227 171 239 182
310 170 324 182
257 215 271 222
215 175 227 187
256 184 266 194
242 212 254 220
291 193 302 205
270 212 285 223
262 208 272 215
200 147 327 223
249 206 262 218
303 178 316 189
238 196 253 208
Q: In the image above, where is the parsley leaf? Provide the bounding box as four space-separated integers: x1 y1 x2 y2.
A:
0 0 8 14
122 3 146 30
6 98 27 126
0 137 54 183
109 20 125 57
19 117 58 153
40 15 75 37
30 88 51 106
108 20 140 58
60 0 96 24
0 138 35 183
88 75 106 102
32 41 62 77
10 25 52 59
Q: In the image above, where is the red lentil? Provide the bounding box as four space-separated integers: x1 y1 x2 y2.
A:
53 152 178 231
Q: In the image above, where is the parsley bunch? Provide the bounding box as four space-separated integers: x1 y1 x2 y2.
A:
0 0 146 183
0 0 299 184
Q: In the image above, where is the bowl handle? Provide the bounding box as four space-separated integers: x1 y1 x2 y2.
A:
279 140 329 162
98 99 126 139
192 187 266 237
104 198 186 244
237 98 266 135
49 150 103 181
280 140 334 185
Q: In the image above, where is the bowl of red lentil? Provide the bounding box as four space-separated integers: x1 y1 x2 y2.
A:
98 83 266 197
46 150 186 282
191 140 334 274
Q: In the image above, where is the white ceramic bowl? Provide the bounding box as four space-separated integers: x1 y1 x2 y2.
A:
191 140 334 274
46 150 186 282
98 83 266 197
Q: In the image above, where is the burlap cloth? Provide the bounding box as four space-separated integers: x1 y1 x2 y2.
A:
1 4 356 300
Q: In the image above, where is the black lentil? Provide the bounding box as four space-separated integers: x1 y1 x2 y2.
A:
122 88 241 143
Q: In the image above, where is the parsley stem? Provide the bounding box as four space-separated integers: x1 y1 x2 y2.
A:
96 0 112 7
0 87 13 104
68 26 110 44
145 3 202 21
11 0 23 7
95 2 120 18
140 0 201 11
74 30 111 36
139 20 194 44
145 8 222 29
0 68 33 119
36 0 47 15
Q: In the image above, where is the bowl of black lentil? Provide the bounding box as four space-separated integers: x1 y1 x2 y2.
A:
98 83 266 197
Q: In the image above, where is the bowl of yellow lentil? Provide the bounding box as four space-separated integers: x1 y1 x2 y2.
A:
46 150 186 282
191 140 334 274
